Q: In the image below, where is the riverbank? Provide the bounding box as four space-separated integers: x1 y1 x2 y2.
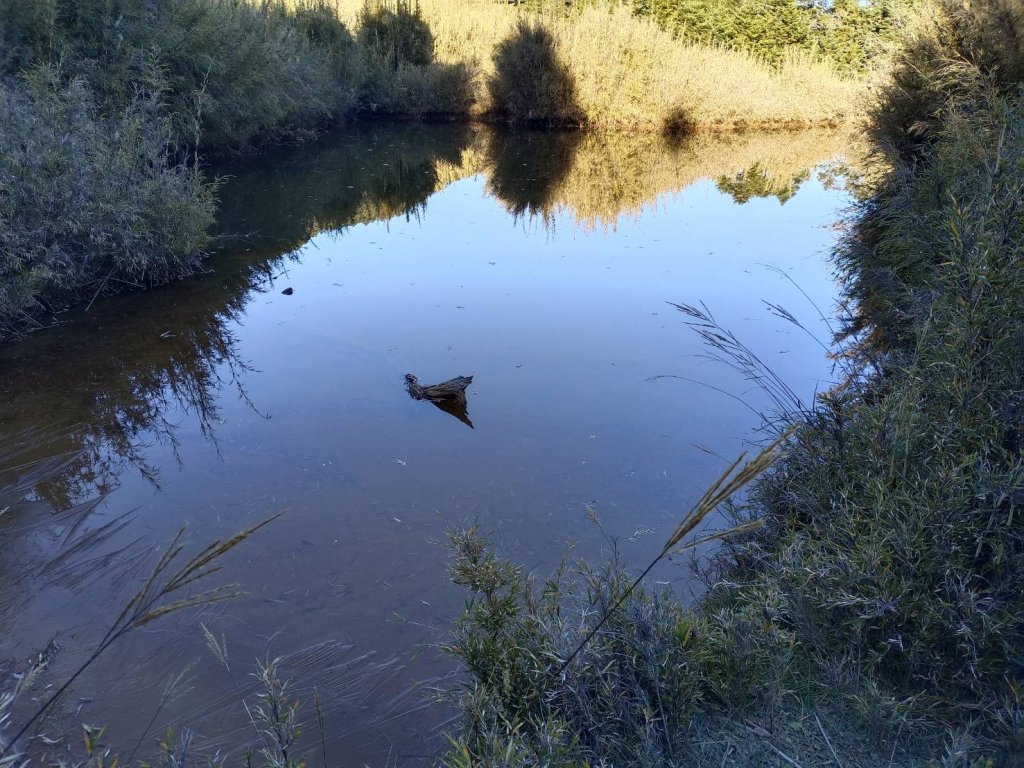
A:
0 0 875 342
439 3 1024 765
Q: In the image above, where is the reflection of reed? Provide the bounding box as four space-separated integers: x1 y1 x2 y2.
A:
0 296 254 509
0 431 147 618
474 127 860 229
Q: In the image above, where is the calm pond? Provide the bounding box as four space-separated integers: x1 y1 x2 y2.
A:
0 123 850 765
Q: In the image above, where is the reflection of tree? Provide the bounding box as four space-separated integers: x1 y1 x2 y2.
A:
715 163 810 205
212 121 472 251
0 123 475 511
480 128 851 229
0 293 256 510
482 128 581 220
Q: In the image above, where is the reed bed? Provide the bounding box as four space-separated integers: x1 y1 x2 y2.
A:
331 0 864 129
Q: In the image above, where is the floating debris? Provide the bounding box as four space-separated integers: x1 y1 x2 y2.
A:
405 373 475 429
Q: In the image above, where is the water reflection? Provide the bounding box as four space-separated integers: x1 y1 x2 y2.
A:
0 123 848 509
0 288 255 507
0 122 850 765
213 122 474 252
480 128 848 227
716 163 810 205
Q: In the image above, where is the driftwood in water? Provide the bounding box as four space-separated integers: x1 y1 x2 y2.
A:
405 374 474 428
405 374 473 405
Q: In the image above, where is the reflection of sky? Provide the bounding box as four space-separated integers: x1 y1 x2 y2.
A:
241 172 841 418
0 169 846 766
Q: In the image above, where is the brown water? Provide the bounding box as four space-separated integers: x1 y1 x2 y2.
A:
0 123 850 765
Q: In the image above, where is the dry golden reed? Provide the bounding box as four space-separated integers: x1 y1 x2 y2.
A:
326 0 865 130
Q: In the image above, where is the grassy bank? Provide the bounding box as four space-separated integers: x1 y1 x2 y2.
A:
437 3 1024 766
333 0 863 130
0 68 214 338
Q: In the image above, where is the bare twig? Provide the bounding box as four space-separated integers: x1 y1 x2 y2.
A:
815 713 843 768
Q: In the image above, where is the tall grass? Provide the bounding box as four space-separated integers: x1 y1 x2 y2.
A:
0 0 360 338
0 66 214 339
870 0 1024 159
725 91 1024 761
331 0 864 129
0 516 278 763
1 0 360 152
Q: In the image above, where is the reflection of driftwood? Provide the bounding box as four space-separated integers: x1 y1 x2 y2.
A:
405 374 474 428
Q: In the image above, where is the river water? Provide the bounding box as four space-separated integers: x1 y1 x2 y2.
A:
0 123 850 765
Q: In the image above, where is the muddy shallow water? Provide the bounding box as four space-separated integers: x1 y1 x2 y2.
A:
0 123 850 765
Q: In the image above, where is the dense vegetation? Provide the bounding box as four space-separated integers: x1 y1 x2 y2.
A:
438 1 1024 766
632 0 910 71
0 0 357 337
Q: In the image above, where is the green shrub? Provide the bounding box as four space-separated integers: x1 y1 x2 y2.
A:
357 0 435 68
632 0 910 72
355 0 467 115
2 0 359 152
0 67 214 337
0 0 360 337
357 59 474 116
872 0 1024 159
148 0 353 149
487 19 582 125
442 527 701 767
736 91 1024 758
291 0 360 84
0 0 54 74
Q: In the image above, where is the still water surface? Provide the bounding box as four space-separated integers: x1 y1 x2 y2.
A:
0 123 849 764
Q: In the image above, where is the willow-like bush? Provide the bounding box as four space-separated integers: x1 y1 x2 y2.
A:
0 68 215 337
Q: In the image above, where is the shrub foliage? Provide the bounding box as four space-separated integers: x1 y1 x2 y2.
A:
0 67 214 337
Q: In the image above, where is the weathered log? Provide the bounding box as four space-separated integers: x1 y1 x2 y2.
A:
404 374 473 406
405 373 475 428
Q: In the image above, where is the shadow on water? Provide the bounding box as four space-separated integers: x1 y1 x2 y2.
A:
212 121 475 252
0 123 476 508
482 127 582 220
